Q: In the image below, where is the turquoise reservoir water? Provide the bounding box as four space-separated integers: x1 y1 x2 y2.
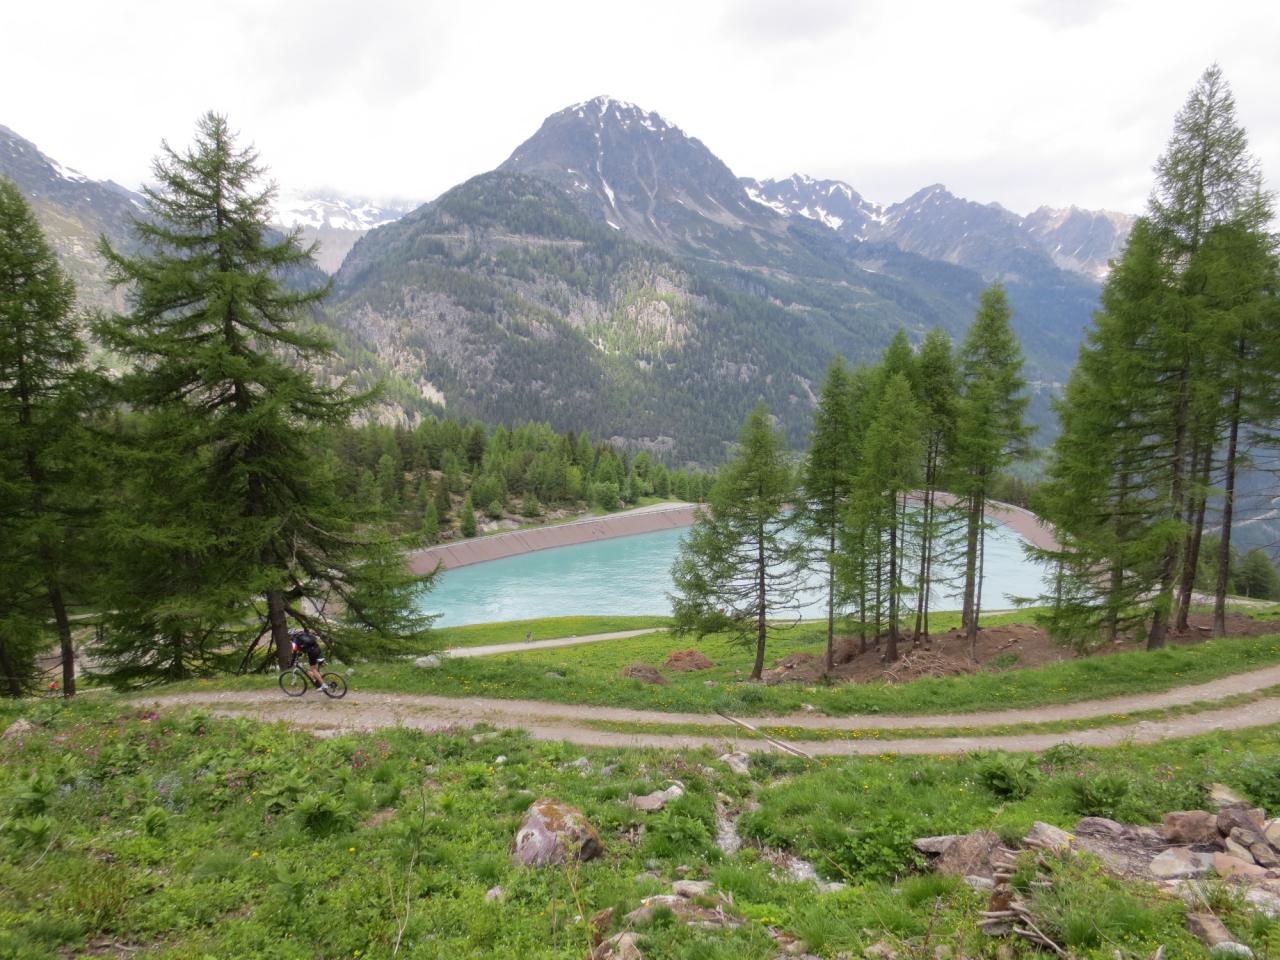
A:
421 521 1048 627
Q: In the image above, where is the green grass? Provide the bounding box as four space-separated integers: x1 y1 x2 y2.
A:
337 620 1280 718
428 615 671 650
2 695 1277 959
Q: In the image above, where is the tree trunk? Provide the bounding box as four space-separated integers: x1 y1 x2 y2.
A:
966 492 985 655
886 493 899 662
913 468 933 643
1149 363 1190 650
269 588 292 670
825 528 835 672
858 549 867 654
1175 443 1212 631
873 530 882 649
0 641 24 697
1214 385 1243 636
752 524 767 681
48 583 75 696
961 488 982 631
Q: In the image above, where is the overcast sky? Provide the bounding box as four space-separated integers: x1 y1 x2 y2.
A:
4 0 1277 215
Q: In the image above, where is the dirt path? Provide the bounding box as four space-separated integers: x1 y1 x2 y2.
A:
443 628 664 659
139 661 1280 755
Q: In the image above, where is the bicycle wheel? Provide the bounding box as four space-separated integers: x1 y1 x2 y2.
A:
320 673 347 699
279 669 307 697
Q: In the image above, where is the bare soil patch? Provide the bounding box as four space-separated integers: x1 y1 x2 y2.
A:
763 612 1276 685
665 650 716 672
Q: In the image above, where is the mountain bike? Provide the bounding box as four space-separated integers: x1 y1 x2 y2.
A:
278 654 347 699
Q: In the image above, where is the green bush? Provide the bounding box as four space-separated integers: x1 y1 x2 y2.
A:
1232 756 1280 809
977 754 1039 800
1064 771 1131 818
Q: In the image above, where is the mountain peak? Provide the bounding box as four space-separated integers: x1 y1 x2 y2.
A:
501 97 779 253
557 96 682 136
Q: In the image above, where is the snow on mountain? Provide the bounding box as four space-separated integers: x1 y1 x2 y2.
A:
740 174 882 239
270 190 417 273
271 190 414 233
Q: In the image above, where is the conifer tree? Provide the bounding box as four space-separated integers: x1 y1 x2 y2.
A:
94 114 434 676
798 358 858 670
459 495 478 538
953 284 1031 653
1144 64 1270 646
0 178 94 696
853 373 923 662
911 329 960 642
670 404 803 680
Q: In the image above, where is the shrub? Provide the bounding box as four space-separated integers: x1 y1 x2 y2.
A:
642 809 713 860
978 754 1039 800
1065 771 1130 818
1231 755 1280 809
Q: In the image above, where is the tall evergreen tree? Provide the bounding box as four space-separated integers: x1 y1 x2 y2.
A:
910 329 960 642
94 114 434 677
854 373 923 662
953 284 1031 652
0 178 93 696
670 404 803 680
1144 64 1270 647
798 358 858 671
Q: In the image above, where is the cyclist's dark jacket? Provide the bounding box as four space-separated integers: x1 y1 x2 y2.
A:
291 631 322 665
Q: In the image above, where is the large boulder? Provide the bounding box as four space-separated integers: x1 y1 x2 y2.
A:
1163 810 1220 845
1218 806 1266 837
511 799 604 868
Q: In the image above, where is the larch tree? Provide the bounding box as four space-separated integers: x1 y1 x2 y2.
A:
0 178 95 696
798 358 859 671
669 404 803 681
1144 64 1271 647
94 113 435 678
910 328 960 643
953 283 1031 654
853 372 923 662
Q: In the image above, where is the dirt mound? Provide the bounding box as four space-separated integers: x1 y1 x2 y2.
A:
881 649 978 684
762 652 824 683
665 650 715 672
620 664 667 685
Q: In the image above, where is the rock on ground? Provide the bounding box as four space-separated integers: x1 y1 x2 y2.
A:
414 654 443 668
913 835 962 855
718 752 751 775
1186 912 1253 958
934 830 1004 879
1164 810 1220 845
511 799 604 868
592 931 644 960
2 718 35 740
621 664 667 685
1024 821 1074 852
1149 847 1215 879
629 781 685 812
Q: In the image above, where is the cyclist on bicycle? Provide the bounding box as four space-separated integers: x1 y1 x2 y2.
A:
290 629 327 688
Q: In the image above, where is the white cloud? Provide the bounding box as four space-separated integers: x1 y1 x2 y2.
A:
2 0 1276 216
